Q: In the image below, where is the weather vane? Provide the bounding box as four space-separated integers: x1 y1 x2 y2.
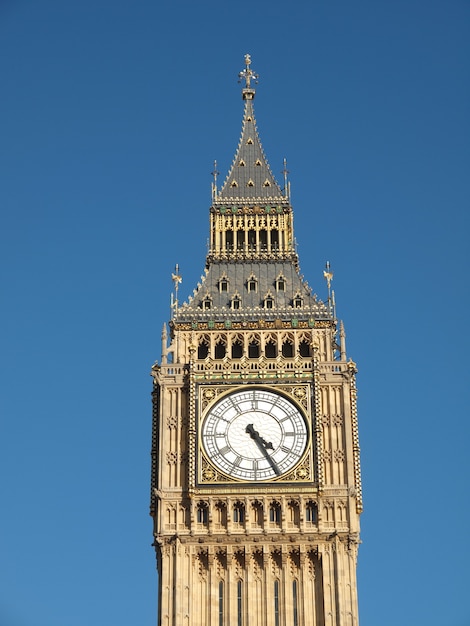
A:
238 53 259 89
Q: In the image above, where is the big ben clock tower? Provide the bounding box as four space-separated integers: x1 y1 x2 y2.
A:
150 55 363 626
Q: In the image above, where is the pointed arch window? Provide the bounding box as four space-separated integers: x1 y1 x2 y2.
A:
198 338 209 360
247 179 254 187
292 580 299 626
271 229 279 249
246 137 254 145
237 580 243 626
247 275 258 292
203 296 212 310
196 502 208 525
263 179 271 187
259 229 267 249
248 339 260 359
231 180 238 188
219 581 224 626
293 294 303 308
305 501 317 523
264 290 274 309
255 158 262 166
214 340 226 359
231 295 241 310
265 338 277 359
276 275 286 292
282 339 294 358
274 580 280 626
232 337 243 359
219 277 228 292
299 339 311 357
238 159 246 166
233 502 245 524
269 502 281 524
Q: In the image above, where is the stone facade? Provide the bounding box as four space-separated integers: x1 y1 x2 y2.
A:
150 55 362 626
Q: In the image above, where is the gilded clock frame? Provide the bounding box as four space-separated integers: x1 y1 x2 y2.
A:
196 382 315 486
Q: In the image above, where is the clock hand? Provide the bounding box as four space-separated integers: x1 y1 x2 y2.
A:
245 424 274 449
245 424 281 475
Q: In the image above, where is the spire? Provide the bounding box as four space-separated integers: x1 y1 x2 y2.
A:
215 54 285 203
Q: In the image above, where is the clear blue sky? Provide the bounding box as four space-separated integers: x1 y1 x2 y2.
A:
1 1 469 625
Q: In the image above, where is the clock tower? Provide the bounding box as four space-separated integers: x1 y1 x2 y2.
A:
150 55 362 626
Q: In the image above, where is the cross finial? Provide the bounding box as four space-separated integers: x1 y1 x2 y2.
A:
238 53 259 90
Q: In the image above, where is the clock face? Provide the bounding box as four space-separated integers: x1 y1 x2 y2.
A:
201 388 308 481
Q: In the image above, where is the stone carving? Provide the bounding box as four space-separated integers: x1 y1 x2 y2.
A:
334 449 345 462
167 451 178 465
166 415 178 429
332 414 343 427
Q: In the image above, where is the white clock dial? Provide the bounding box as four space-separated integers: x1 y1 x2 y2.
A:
201 388 308 481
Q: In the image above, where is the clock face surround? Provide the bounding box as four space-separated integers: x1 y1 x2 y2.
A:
201 388 308 481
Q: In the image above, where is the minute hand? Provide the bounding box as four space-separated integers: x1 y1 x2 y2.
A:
245 424 281 476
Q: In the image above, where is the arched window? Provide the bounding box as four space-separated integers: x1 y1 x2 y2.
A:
233 502 245 523
251 501 263 527
219 278 228 292
232 295 241 310
269 502 281 524
248 340 260 358
215 502 227 529
305 501 317 523
215 341 226 359
259 229 267 249
198 339 209 360
293 580 299 626
196 502 208 525
237 580 243 626
265 339 277 359
232 338 243 359
219 581 224 626
287 500 300 527
276 276 286 291
271 230 279 249
299 339 311 357
247 275 258 292
282 340 294 358
274 580 280 626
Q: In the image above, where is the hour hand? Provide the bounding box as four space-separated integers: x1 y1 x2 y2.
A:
245 424 280 475
245 424 273 449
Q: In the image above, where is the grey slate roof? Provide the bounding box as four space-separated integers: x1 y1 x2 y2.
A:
216 97 286 204
174 63 332 324
175 261 331 323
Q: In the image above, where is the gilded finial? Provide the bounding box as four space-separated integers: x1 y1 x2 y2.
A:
323 261 333 290
282 158 290 200
211 160 220 201
323 261 334 315
171 264 182 317
238 54 258 96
